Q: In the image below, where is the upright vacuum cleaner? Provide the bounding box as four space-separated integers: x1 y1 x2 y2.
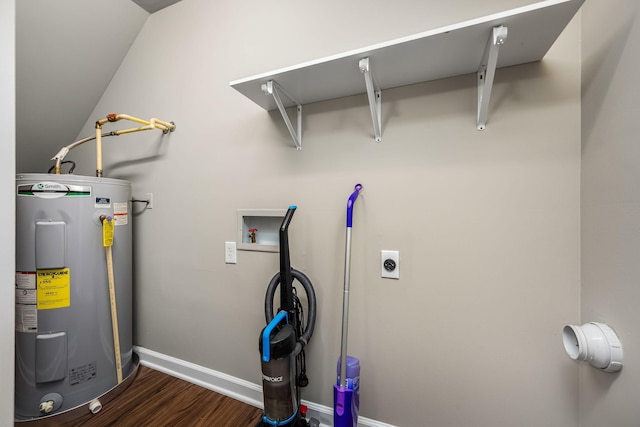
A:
258 206 318 427
334 184 363 427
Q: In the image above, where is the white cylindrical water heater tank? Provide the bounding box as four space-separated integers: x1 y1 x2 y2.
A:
15 174 136 421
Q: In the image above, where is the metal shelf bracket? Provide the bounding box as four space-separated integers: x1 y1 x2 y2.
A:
359 57 382 142
477 26 508 131
261 80 302 149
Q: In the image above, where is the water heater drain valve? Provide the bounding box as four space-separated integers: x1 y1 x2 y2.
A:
39 393 63 415
39 401 54 415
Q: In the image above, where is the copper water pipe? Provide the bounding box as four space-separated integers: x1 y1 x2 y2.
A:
95 113 175 177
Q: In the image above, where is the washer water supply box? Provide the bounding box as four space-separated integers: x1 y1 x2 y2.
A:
237 209 286 252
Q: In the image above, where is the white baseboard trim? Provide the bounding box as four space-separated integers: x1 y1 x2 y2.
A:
133 346 395 427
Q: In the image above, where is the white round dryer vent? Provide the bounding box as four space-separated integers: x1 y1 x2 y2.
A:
563 322 623 373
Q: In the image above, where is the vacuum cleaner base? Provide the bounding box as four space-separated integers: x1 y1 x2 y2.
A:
255 419 316 427
255 406 319 427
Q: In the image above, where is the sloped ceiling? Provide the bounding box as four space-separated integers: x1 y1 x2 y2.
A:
15 1 181 174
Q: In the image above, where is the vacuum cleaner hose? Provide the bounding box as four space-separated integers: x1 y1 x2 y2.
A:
265 268 317 347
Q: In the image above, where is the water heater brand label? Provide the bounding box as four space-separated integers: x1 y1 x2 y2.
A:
95 196 111 208
36 268 71 310
17 182 91 198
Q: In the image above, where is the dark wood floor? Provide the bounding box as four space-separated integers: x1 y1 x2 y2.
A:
61 366 263 427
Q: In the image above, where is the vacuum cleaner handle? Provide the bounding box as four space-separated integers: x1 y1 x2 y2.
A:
346 184 363 228
280 205 297 233
279 206 296 314
261 310 288 362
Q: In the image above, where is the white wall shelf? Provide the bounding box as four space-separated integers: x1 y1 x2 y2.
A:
230 0 584 148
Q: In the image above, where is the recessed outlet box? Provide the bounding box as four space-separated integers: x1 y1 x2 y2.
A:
381 250 400 279
237 209 286 252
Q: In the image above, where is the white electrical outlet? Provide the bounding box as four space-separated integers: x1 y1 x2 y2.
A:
381 250 399 279
225 241 237 264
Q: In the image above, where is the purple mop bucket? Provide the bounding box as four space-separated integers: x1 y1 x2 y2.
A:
334 356 360 426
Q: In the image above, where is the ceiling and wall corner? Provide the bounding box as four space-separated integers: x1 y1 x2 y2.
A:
130 0 182 13
15 0 184 175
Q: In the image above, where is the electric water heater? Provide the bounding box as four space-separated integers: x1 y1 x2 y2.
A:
15 173 136 421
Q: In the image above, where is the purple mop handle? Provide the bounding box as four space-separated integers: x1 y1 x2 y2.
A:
346 184 363 228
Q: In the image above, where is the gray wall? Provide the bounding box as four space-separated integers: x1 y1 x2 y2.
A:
69 1 581 426
1 0 16 424
581 1 640 426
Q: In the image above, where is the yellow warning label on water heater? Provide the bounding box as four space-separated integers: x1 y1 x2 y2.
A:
37 268 70 310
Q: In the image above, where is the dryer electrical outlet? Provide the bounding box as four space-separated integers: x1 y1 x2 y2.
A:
381 250 399 279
